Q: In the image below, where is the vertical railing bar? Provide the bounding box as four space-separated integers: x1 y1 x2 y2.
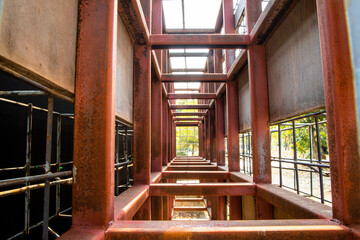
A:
292 120 300 194
115 122 120 196
278 124 282 187
124 126 129 188
24 103 33 235
309 124 314 197
315 116 325 203
42 97 53 240
55 115 62 216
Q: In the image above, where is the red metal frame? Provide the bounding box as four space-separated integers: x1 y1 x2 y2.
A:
72 0 117 227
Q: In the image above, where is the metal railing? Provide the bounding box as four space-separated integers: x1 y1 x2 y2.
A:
0 90 135 239
239 131 252 175
0 92 74 240
114 121 133 196
238 111 331 204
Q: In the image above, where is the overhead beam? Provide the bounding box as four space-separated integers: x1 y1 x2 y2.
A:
173 118 203 121
149 183 256 196
168 93 216 99
169 52 209 57
171 68 205 73
172 112 206 116
250 0 297 44
170 104 209 110
150 34 250 49
173 88 200 92
166 165 218 171
165 29 216 34
161 171 229 180
175 122 200 127
118 0 150 45
106 220 351 240
162 74 227 82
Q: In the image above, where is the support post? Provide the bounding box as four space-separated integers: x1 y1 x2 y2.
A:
210 107 217 163
162 95 168 166
316 0 360 224
151 0 163 172
73 0 117 227
215 97 226 165
248 46 271 183
224 0 239 172
151 196 163 220
207 111 211 160
133 45 152 185
246 0 273 220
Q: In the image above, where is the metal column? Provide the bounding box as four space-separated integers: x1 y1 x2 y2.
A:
72 0 117 227
316 0 360 224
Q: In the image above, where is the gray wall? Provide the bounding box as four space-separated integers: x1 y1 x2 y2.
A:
266 0 325 123
0 0 78 94
115 16 134 124
237 67 251 132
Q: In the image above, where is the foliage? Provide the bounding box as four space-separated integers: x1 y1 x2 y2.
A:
270 113 328 160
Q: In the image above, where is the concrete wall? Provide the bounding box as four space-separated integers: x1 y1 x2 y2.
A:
0 0 78 95
266 0 325 123
237 67 251 132
115 16 134 124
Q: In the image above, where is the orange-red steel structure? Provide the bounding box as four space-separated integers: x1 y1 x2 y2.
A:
53 0 360 239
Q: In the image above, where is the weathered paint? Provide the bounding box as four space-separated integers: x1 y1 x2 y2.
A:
72 0 117 226
133 45 151 184
316 0 360 224
0 0 78 95
266 0 324 123
106 219 351 240
224 0 240 172
248 45 271 184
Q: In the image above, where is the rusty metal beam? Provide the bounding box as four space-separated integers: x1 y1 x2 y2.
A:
223 0 240 172
170 162 211 166
173 88 200 92
161 171 229 180
316 0 360 224
151 50 161 80
106 220 351 239
149 183 256 196
161 73 227 82
215 1 223 33
114 185 150 220
118 0 150 45
151 0 163 174
257 184 332 220
172 112 206 116
150 34 250 49
175 122 199 127
72 0 116 227
165 29 216 34
169 52 209 57
170 104 209 110
166 165 218 171
227 49 248 81
173 117 203 121
250 0 297 44
215 97 226 166
133 46 151 184
171 68 205 73
248 46 271 183
167 93 216 99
